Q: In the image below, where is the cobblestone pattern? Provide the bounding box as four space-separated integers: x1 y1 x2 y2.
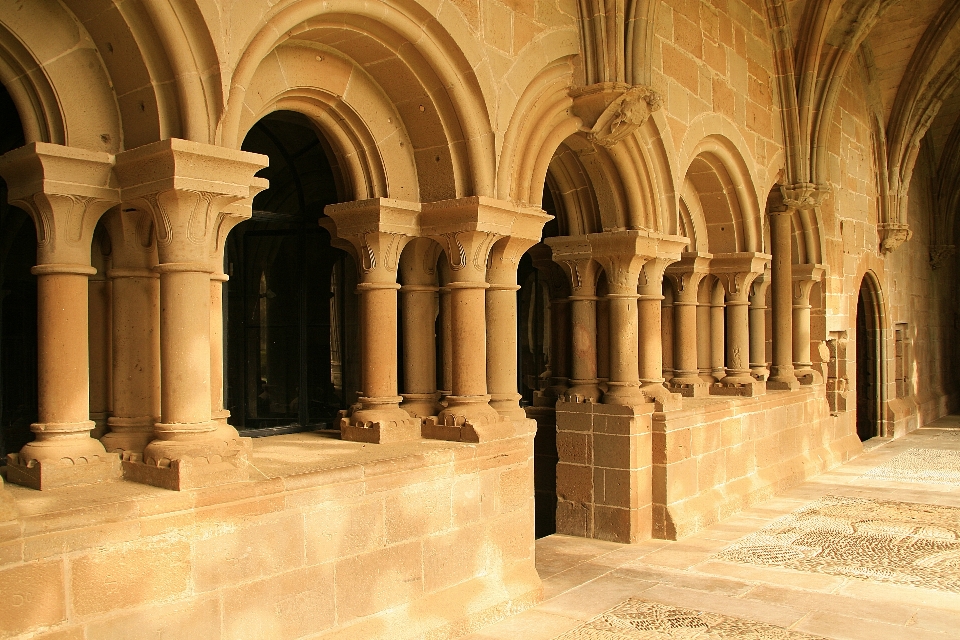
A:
716 495 960 592
862 448 960 485
552 598 826 639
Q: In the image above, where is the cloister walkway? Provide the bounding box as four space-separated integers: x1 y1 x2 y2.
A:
464 415 960 640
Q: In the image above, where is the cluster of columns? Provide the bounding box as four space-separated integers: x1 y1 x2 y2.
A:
323 196 551 444
541 225 824 406
0 140 268 491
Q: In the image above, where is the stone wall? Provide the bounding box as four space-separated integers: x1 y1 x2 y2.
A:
0 429 541 640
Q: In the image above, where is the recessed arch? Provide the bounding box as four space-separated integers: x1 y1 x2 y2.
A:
856 270 887 441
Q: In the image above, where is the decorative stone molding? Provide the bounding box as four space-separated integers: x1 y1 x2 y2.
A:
929 244 955 268
878 222 913 254
570 82 663 148
779 182 830 211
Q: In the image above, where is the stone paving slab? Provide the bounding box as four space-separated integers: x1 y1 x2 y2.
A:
862 448 960 485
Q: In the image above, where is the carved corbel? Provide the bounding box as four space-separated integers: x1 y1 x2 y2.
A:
570 82 663 148
779 182 830 211
878 223 912 254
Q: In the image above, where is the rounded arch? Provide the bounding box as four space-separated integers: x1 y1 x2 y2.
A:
221 0 496 199
855 270 887 440
545 144 601 236
0 4 121 152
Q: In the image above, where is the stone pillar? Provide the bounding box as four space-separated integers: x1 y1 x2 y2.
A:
438 264 454 398
792 264 826 385
100 208 160 455
636 236 685 410
767 199 800 390
488 227 547 420
596 282 610 391
546 236 602 402
712 253 770 396
665 253 712 397
661 284 674 382
115 139 268 490
589 231 657 406
88 229 112 440
748 270 771 381
709 281 726 382
0 143 121 490
326 199 421 443
421 197 548 441
399 238 443 418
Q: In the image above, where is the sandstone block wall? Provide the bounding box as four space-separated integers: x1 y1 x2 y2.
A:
0 431 541 640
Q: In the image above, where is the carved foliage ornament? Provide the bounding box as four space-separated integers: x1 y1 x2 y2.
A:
878 223 912 254
586 85 663 148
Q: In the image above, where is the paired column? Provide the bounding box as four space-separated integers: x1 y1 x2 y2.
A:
792 264 826 384
326 199 421 443
398 238 443 418
0 143 121 490
589 231 657 405
547 236 602 402
636 236 686 409
748 270 771 380
114 139 267 490
100 208 160 455
712 253 770 396
766 196 800 390
529 245 571 403
665 253 712 397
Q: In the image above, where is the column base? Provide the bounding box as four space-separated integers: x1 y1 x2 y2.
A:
421 415 516 443
602 383 647 406
5 451 121 490
400 392 443 418
767 365 800 390
102 416 156 454
640 383 682 411
794 368 823 386
712 380 767 397
121 446 248 491
668 375 710 398
563 379 603 403
750 367 769 381
489 392 527 422
341 397 422 444
90 412 109 440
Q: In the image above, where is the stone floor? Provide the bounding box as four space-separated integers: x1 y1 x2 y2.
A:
463 414 960 640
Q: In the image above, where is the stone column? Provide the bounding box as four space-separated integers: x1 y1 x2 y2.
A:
529 244 571 404
748 270 771 381
488 221 548 420
88 229 112 440
0 143 121 490
438 263 454 398
115 139 268 490
637 236 685 409
326 199 421 443
546 236 602 402
767 198 800 390
712 253 770 396
421 197 548 441
100 208 160 455
792 263 826 385
399 238 443 418
665 253 712 397
709 281 726 381
589 231 658 405
661 284 674 381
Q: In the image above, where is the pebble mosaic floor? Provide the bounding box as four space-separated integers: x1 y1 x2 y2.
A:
553 599 827 640
862 448 960 485
715 495 960 592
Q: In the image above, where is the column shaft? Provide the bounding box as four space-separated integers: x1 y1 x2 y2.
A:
768 211 799 389
400 285 441 417
749 277 770 380
486 284 524 419
567 295 601 400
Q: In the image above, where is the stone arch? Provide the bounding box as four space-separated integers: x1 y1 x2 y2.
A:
221 0 496 201
544 145 602 236
0 4 121 153
855 270 887 440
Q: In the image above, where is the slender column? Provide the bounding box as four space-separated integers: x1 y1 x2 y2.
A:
792 264 826 384
767 202 800 390
596 281 610 390
661 284 674 381
439 279 453 397
547 236 602 402
115 139 267 490
399 238 443 418
665 253 712 397
589 231 658 405
0 143 121 490
712 253 769 394
530 245 571 403
488 232 545 420
88 233 112 439
637 238 685 409
696 280 714 383
326 199 421 443
748 270 771 380
710 282 726 381
101 208 160 454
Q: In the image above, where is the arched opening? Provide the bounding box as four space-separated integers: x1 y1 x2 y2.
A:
856 275 883 441
225 111 358 435
0 81 35 462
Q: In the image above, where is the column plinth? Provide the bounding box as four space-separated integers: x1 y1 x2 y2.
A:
0 143 121 490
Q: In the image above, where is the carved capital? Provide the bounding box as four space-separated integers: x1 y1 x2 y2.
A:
791 263 826 304
929 244 956 269
878 222 912 254
587 229 659 294
779 182 830 211
709 252 771 301
664 251 712 302
571 82 663 148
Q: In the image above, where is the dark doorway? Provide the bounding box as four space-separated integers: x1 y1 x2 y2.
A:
0 82 36 462
225 111 359 434
856 277 881 441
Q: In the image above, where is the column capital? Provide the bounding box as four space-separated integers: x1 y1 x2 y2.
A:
587 230 659 294
710 252 771 301
114 139 268 265
324 198 422 284
399 237 443 286
545 235 602 296
776 182 830 211
792 263 826 303
664 251 712 301
0 142 120 265
639 234 688 295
